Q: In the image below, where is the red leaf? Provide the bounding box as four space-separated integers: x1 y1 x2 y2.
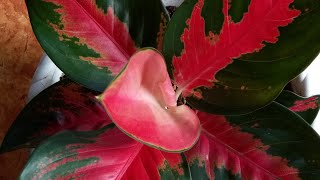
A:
46 0 136 75
173 0 300 97
102 49 200 152
24 126 186 179
121 146 186 179
185 112 299 180
289 97 319 112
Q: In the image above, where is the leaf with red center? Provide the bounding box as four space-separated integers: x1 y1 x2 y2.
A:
27 0 169 91
163 0 320 114
0 79 110 153
276 90 320 124
102 49 200 152
184 103 320 179
21 124 191 179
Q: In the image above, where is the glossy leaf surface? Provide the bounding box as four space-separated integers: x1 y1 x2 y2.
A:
21 124 190 179
185 103 320 179
102 49 200 152
0 79 110 153
163 0 320 114
27 0 168 91
276 90 320 124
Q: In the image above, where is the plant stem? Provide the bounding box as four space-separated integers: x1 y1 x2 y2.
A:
175 87 183 102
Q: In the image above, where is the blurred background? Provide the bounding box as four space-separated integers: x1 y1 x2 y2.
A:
0 1 43 179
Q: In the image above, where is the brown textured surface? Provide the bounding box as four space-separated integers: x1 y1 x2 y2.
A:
0 0 43 179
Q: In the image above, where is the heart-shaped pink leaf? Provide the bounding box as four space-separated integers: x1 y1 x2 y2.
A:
102 49 200 152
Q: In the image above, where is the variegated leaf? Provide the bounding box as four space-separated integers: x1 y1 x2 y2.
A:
27 0 169 91
163 0 320 114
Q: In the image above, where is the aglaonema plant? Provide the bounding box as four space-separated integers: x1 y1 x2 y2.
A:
1 0 320 179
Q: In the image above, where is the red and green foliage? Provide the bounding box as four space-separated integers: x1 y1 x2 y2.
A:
20 124 190 179
276 90 320 124
1 0 320 179
187 105 320 179
18 103 320 179
27 0 168 91
163 0 320 114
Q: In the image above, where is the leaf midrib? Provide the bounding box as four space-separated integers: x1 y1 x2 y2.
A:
177 0 297 93
202 128 281 179
73 0 131 60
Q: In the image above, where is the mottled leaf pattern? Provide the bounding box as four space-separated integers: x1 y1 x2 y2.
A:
276 90 320 124
185 103 320 179
163 0 320 114
173 0 299 97
21 124 190 180
20 103 320 179
27 0 168 91
13 0 320 179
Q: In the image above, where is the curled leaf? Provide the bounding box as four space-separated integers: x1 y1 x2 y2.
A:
102 49 200 152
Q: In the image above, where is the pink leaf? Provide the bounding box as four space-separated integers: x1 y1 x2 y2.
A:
102 49 200 152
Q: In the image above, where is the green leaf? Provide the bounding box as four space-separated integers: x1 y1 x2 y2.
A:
20 124 190 180
27 0 169 92
0 79 110 153
185 103 320 179
163 0 320 115
276 90 320 124
18 102 320 179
